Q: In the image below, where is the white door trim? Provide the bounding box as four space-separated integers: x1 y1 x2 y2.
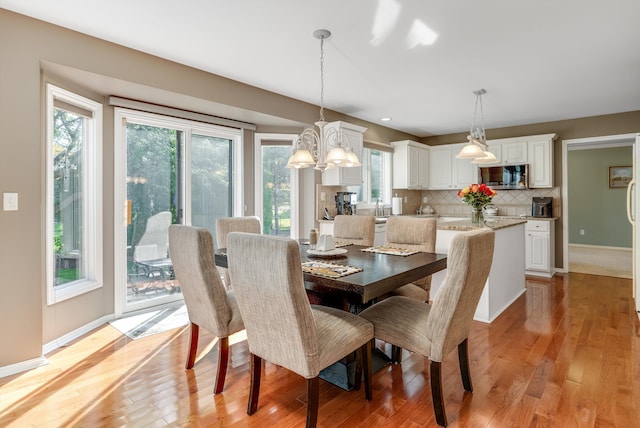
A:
561 132 637 280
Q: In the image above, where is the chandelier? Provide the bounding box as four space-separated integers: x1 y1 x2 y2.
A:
456 89 498 164
286 29 360 170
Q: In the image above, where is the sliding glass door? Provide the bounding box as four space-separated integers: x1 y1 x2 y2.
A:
115 109 241 315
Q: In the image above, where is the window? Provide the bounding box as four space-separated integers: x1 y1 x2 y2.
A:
254 133 299 238
46 84 103 304
355 147 392 205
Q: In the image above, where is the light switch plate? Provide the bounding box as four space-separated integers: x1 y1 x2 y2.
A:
3 193 18 211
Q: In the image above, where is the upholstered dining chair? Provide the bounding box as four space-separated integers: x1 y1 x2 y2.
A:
359 228 495 427
215 216 261 288
385 216 437 302
226 232 374 428
168 225 244 394
332 215 375 246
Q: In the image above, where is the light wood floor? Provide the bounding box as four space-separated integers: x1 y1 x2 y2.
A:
1 273 639 427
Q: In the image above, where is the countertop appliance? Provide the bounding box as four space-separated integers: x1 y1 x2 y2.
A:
532 197 553 218
335 191 356 215
483 204 498 216
478 164 529 190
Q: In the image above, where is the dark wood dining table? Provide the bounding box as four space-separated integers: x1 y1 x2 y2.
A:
215 241 447 308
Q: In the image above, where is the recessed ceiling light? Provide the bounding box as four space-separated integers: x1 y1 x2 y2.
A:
380 117 392 122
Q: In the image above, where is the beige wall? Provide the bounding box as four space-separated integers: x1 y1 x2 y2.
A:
0 9 415 370
1 8 639 371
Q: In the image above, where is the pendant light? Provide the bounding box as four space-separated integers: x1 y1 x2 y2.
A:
456 89 497 164
286 29 359 170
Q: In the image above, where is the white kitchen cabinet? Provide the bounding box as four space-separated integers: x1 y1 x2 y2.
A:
391 140 429 189
374 222 386 246
501 141 528 164
317 219 385 245
428 144 477 189
485 133 555 188
483 144 502 164
527 138 554 188
525 220 555 277
322 121 367 186
452 144 479 187
428 147 453 189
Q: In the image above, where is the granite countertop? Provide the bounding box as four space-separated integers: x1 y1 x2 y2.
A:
437 217 528 231
318 214 557 227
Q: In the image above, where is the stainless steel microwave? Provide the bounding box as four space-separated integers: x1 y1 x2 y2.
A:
478 164 528 190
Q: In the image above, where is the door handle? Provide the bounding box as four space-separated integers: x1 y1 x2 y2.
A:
627 179 635 224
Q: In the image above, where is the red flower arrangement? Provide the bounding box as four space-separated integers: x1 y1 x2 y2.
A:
457 183 497 209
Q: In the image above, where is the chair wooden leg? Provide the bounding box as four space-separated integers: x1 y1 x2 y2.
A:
185 322 199 369
354 348 362 391
306 377 320 428
248 353 262 415
214 336 230 394
362 341 372 401
391 345 402 363
458 338 473 392
430 361 447 427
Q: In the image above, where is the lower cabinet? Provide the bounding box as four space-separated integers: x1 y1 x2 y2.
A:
317 220 386 245
525 220 555 277
374 223 386 246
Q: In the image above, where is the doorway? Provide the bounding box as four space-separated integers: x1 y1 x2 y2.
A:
562 134 635 280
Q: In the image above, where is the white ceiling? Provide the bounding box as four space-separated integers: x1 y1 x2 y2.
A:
2 0 640 137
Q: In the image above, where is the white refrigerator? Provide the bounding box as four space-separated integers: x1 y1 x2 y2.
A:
628 134 640 315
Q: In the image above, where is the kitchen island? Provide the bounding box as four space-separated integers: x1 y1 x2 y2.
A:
432 217 527 323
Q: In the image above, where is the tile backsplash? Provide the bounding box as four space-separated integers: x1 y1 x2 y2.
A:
316 184 561 219
421 187 561 217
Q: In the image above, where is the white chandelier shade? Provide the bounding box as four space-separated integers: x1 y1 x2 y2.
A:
456 89 497 164
286 29 360 170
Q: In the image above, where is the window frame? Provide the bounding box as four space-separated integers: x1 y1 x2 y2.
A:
358 147 393 206
46 84 103 305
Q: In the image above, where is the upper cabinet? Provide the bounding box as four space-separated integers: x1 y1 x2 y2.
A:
527 136 555 188
428 144 477 189
484 133 556 188
428 146 453 189
391 140 429 189
451 143 478 187
501 141 528 164
389 133 555 190
322 121 367 186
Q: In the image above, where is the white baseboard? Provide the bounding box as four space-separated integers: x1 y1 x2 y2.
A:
569 243 632 252
1 315 114 379
43 314 114 355
0 356 48 379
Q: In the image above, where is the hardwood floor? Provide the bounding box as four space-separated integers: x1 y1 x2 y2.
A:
1 273 639 427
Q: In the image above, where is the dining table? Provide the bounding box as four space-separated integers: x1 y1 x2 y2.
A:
214 240 448 310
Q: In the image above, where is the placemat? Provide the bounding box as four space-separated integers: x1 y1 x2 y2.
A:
302 261 362 278
361 246 420 256
334 241 353 248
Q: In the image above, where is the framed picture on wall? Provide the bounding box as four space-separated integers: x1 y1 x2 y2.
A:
609 165 632 188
